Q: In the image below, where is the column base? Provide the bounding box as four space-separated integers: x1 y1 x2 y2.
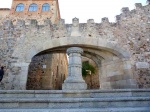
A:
62 82 87 90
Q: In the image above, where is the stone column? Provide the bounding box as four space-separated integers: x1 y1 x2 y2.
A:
62 47 87 90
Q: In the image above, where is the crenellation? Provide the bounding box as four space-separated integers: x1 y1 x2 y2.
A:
87 19 94 23
121 7 130 14
135 3 143 9
70 17 81 37
101 17 109 23
115 3 149 23
144 4 150 13
80 19 99 38
52 19 68 38
115 15 121 24
130 9 136 17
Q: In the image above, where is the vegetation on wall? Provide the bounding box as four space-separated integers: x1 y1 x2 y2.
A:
82 61 95 77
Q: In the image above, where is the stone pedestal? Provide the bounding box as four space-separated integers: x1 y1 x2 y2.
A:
62 47 87 90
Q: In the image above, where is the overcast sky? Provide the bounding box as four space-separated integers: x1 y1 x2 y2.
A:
0 0 147 23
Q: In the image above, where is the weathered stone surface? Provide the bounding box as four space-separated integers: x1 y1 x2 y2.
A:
0 3 150 90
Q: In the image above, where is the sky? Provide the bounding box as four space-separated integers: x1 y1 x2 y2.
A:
0 0 147 23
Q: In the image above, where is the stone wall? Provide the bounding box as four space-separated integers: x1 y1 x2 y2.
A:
115 4 150 88
0 3 149 89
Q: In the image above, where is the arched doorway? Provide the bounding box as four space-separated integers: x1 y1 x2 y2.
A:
11 37 136 90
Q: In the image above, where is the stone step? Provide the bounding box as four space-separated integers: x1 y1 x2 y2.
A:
0 89 150 98
0 107 150 112
0 97 150 109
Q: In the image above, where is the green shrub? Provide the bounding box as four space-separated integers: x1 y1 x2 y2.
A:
82 61 95 77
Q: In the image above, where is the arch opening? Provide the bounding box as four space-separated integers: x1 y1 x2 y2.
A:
10 35 136 90
25 44 134 90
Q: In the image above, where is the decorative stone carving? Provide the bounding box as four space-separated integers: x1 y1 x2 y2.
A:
62 47 87 90
71 18 81 37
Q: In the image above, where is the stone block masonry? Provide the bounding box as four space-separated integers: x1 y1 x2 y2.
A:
0 3 149 90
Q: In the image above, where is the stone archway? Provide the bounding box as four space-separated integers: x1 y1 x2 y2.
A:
10 37 136 90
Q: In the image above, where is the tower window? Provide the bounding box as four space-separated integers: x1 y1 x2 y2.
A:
42 3 50 11
16 4 24 12
29 4 38 11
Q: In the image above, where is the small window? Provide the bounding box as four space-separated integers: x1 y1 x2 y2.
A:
16 4 24 12
42 3 50 11
29 3 38 11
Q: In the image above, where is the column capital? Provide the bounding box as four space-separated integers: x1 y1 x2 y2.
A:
67 47 83 55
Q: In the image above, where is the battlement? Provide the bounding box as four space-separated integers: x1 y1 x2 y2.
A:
0 3 149 35
0 3 149 28
0 19 52 28
116 3 150 22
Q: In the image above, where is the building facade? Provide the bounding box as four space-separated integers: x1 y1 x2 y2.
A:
10 0 60 23
0 0 60 24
